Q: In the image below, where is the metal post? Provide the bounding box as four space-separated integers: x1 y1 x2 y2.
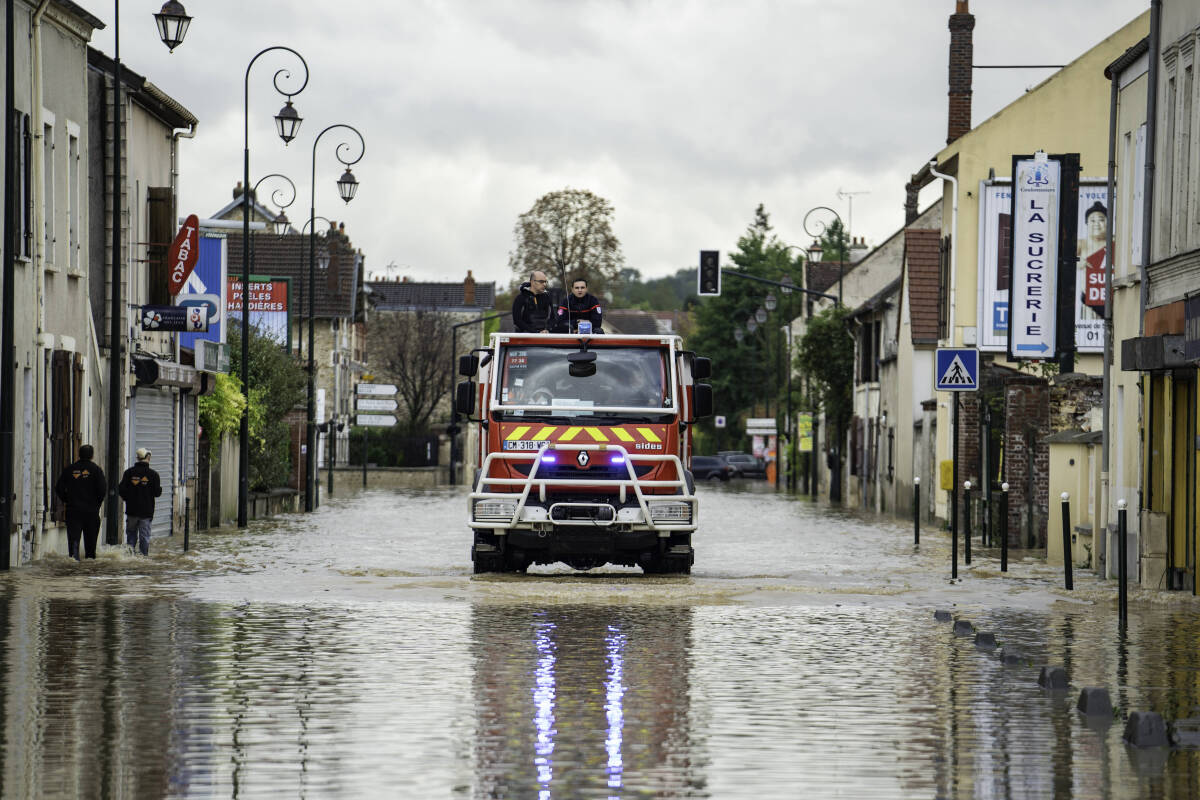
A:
1001 481 1010 572
951 397 959 580
106 0 125 546
449 326 458 486
913 476 920 545
183 496 190 552
362 426 368 488
964 480 972 565
327 420 335 497
1117 498 1128 628
1061 491 1073 590
1 0 18 569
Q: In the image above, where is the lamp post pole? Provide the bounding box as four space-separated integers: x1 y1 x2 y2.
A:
295 215 332 360
803 206 847 502
238 46 307 528
101 2 193 549
307 124 364 512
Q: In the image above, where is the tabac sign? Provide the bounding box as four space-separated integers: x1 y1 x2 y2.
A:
1007 152 1079 360
167 214 200 295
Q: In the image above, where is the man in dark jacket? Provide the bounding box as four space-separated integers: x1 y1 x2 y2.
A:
54 444 107 560
511 270 561 333
556 277 604 333
119 448 162 556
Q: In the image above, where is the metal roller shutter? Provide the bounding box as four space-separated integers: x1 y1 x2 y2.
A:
133 387 176 539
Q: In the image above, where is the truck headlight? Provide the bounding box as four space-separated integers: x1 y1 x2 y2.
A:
648 501 691 523
474 499 518 522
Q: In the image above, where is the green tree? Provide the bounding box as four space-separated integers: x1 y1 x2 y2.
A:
686 204 804 450
228 325 308 491
795 304 854 501
508 188 625 297
817 217 849 263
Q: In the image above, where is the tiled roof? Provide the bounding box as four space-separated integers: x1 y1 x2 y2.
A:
603 309 661 335
225 229 360 319
366 280 496 312
905 228 942 344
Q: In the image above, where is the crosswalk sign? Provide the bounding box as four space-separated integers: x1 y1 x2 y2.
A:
935 348 979 392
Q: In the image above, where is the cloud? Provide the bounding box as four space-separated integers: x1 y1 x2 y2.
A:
96 0 1148 288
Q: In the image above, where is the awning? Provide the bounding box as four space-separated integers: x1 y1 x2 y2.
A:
131 356 216 395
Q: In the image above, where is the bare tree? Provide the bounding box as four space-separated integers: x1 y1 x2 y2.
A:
371 311 454 435
508 188 625 297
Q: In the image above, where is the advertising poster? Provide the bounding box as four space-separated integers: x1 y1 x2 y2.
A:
179 234 226 352
796 413 813 453
1008 156 1061 359
228 277 292 348
978 180 1107 355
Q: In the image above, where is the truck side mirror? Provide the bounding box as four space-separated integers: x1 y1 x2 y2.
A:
693 384 713 420
692 356 711 380
458 354 479 377
455 381 476 416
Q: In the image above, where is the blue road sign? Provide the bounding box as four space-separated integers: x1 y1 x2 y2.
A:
935 348 979 392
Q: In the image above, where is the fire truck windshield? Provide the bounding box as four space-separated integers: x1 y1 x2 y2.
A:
497 346 672 418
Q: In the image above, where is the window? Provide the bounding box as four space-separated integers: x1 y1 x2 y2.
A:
43 117 55 266
147 187 173 304
48 350 84 523
498 346 672 416
67 126 81 271
14 112 32 259
937 235 952 341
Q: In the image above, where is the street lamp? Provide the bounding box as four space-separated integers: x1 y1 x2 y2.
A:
755 306 768 324
153 1 191 51
239 46 308 528
746 318 758 335
100 2 192 551
764 293 777 312
734 327 745 344
803 207 844 306
307 124 365 512
246 174 295 356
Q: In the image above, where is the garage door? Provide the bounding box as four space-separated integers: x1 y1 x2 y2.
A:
132 387 175 539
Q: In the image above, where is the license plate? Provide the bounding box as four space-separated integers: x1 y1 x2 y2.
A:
503 440 545 451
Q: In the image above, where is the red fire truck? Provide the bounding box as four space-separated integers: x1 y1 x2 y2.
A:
455 332 713 574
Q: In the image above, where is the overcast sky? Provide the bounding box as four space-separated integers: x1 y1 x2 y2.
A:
95 0 1149 289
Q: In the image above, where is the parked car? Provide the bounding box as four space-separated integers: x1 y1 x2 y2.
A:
718 451 767 479
692 455 736 481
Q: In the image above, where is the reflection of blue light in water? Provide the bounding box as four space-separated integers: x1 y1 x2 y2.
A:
533 622 557 799
605 626 627 796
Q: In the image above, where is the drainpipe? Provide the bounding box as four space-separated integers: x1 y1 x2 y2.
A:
30 0 52 552
1101 57 1118 544
929 159 959 516
1140 0 1160 334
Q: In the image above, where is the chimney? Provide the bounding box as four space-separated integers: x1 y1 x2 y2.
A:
463 269 476 306
233 181 243 199
947 0 974 144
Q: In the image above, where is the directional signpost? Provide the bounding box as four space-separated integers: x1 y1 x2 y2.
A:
936 347 979 582
356 383 398 487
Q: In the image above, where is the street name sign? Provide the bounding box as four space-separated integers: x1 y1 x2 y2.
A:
357 383 398 396
1008 152 1061 359
356 414 397 427
356 397 398 412
935 348 979 392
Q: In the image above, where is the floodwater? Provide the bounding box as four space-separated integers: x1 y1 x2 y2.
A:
1 482 1199 799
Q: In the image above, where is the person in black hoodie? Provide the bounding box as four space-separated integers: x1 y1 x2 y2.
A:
54 444 107 560
511 270 562 333
556 277 604 333
119 447 162 556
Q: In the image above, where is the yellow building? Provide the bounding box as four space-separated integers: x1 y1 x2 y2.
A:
902 5 1149 561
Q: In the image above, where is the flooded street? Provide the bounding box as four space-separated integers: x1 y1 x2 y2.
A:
2 483 1199 799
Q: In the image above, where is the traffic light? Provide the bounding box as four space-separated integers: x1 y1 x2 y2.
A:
698 250 721 296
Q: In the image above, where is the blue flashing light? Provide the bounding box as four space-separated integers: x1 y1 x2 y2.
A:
541 453 557 464
610 455 625 464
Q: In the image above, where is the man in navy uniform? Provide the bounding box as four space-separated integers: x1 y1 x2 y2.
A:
557 277 604 333
54 444 107 560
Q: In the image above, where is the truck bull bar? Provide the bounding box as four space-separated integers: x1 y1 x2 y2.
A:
469 443 697 534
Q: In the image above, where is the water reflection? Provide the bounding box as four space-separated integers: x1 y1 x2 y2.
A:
471 604 699 798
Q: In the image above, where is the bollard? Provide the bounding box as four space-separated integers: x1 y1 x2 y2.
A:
1060 492 1073 590
913 476 920 545
184 496 190 552
1000 482 1010 572
964 481 972 565
1118 499 1128 629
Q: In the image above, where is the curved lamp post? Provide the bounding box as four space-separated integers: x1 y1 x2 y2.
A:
238 47 308 528
803 206 845 306
247 173 295 352
306 124 365 512
99 2 192 552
